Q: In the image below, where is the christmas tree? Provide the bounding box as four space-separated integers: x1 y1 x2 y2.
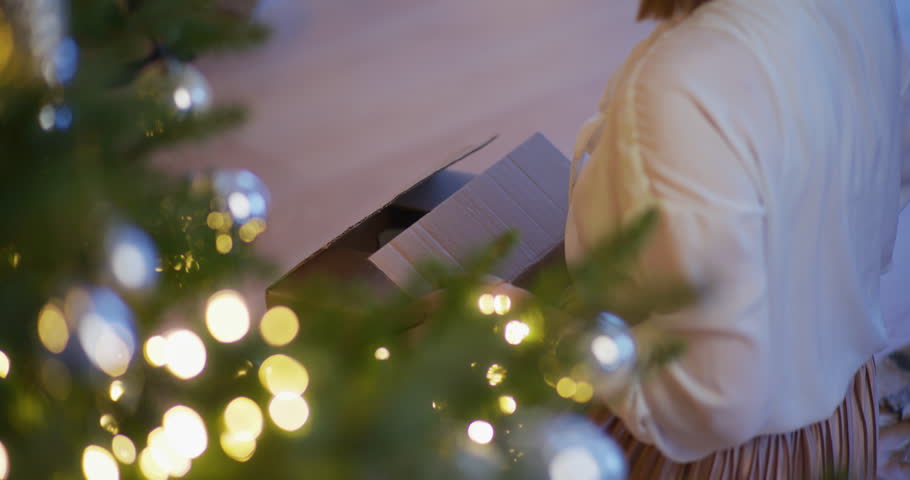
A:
0 1 688 479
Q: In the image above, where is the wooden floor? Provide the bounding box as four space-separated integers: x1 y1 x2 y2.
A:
156 0 910 352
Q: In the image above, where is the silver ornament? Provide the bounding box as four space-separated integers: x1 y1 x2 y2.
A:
211 168 271 225
168 61 212 113
589 312 636 373
105 223 159 291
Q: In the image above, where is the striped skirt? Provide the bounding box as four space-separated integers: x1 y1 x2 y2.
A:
589 360 878 479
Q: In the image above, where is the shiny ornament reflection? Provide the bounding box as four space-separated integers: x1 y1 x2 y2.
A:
73 288 137 377
589 313 635 373
106 224 158 291
533 414 626 480
212 168 271 225
169 63 211 113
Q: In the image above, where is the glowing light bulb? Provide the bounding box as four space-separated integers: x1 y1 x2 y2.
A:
146 427 192 478
493 295 512 315
109 380 125 402
259 306 299 347
467 420 494 445
138 447 169 480
0 351 8 379
144 335 167 367
486 364 506 387
82 445 119 480
258 354 309 395
37 303 69 354
504 320 531 345
163 405 208 459
477 294 495 315
205 290 250 343
498 396 517 415
224 397 264 439
0 440 8 479
173 88 192 111
556 378 577 398
268 393 310 432
220 432 256 462
112 435 136 465
164 330 206 380
374 347 390 361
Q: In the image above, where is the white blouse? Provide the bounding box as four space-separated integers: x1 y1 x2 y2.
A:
565 0 910 462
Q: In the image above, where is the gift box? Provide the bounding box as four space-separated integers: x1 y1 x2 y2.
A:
266 133 571 307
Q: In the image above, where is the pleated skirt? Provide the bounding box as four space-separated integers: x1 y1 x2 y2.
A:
589 360 878 479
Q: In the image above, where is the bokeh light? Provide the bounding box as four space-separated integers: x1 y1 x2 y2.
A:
573 382 594 404
498 396 517 415
74 288 137 378
143 335 167 367
107 224 158 291
111 435 136 465
164 330 206 380
206 212 227 231
146 426 192 478
138 447 168 480
374 347 390 361
268 393 310 432
100 414 119 435
492 295 511 315
591 336 619 368
258 354 309 395
259 306 299 347
212 169 270 225
37 303 69 354
477 294 495 315
40 357 72 401
549 446 600 480
0 351 8 379
486 364 506 387
109 380 125 402
504 320 530 345
590 313 636 373
163 405 208 459
556 377 577 399
171 64 211 113
205 290 250 343
215 234 233 254
220 432 256 462
467 420 494 445
0 439 8 479
224 397 263 439
82 445 119 480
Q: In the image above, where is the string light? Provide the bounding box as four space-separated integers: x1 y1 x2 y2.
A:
100 414 119 435
224 397 264 439
573 382 594 404
477 294 495 315
206 212 226 231
374 347 390 361
146 427 191 479
111 435 136 465
138 447 168 480
486 364 506 387
109 380 125 402
0 351 8 379
258 354 309 395
268 393 310 432
82 445 119 480
143 335 167 367
220 432 256 462
492 295 511 315
205 290 250 343
37 303 69 354
556 378 577 399
163 329 206 380
215 234 233 254
467 420 494 445
504 320 530 345
259 306 299 347
162 405 208 459
498 396 517 415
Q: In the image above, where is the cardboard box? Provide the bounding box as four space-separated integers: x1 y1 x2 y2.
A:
266 133 571 307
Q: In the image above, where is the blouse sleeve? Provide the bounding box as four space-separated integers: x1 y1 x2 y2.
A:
568 65 772 462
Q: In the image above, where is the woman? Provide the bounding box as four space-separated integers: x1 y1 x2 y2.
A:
566 0 910 477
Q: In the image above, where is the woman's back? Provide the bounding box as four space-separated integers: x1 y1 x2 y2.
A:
566 0 906 464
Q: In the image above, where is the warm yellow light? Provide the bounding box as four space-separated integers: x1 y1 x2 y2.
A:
205 290 250 343
78 311 133 378
220 432 256 462
486 364 506 387
206 212 226 231
146 428 191 478
0 440 8 479
163 405 208 459
258 354 309 395
477 294 495 315
109 380 125 402
467 420 494 445
38 303 69 354
504 320 531 345
82 445 119 480
493 295 512 315
224 397 264 439
268 393 310 432
238 223 258 243
374 347 390 361
215 234 233 254
498 395 517 415
138 447 169 480
0 351 9 379
259 306 299 347
112 435 136 465
556 377 577 399
143 335 167 367
573 382 594 404
164 330 206 380
100 414 119 435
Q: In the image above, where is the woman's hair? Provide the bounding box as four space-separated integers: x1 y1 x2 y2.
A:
637 0 713 20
